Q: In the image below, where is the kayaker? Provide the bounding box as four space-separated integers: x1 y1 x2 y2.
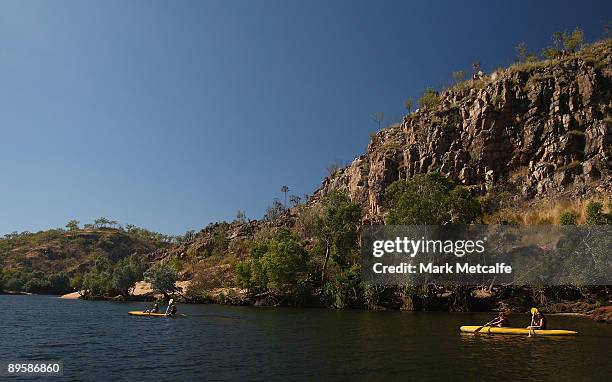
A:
165 299 177 316
488 311 509 327
528 308 547 330
144 302 159 313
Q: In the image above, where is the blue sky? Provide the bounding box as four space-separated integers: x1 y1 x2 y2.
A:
0 0 610 235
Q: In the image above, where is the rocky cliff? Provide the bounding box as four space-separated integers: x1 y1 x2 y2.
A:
313 40 611 220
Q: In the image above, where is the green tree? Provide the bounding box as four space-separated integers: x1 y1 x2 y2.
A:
94 217 110 228
385 173 481 225
234 260 254 291
562 27 584 52
235 231 308 295
543 28 584 59
418 88 439 109
259 229 307 293
47 272 71 294
235 241 269 293
81 256 114 296
70 273 84 294
23 271 51 293
65 220 80 231
144 262 178 298
314 190 363 282
82 271 110 296
112 255 145 296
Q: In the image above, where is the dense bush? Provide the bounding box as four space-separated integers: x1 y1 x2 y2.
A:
385 173 482 225
560 211 578 225
144 262 178 297
314 190 362 282
418 88 440 109
585 201 611 225
235 229 307 295
0 270 71 295
263 199 287 221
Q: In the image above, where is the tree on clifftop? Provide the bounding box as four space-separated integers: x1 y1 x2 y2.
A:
65 220 80 231
418 88 439 109
280 186 289 207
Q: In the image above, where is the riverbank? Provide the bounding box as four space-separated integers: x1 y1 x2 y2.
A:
0 290 32 296
53 286 612 324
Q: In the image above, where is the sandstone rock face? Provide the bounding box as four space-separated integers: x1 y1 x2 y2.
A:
314 41 612 219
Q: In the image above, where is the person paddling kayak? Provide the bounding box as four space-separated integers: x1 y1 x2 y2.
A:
144 302 159 313
527 308 547 330
488 311 509 327
165 299 177 316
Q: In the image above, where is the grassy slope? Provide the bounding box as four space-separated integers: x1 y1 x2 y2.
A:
0 228 166 275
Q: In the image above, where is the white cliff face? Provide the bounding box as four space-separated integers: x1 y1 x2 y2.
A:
313 41 612 219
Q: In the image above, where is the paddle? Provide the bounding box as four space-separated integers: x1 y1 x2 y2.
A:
528 308 537 337
473 319 496 334
528 326 535 337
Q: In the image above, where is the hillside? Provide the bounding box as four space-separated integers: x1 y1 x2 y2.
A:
0 226 171 295
0 228 165 274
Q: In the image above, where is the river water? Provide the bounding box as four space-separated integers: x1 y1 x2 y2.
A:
1 295 610 381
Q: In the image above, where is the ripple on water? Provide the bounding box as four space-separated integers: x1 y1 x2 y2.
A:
1 296 612 381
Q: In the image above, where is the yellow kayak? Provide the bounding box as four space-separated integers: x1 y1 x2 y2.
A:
460 326 577 336
128 311 185 317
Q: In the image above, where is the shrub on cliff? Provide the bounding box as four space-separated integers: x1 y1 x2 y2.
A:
560 211 578 225
385 173 482 225
264 198 287 221
585 201 611 225
418 88 440 109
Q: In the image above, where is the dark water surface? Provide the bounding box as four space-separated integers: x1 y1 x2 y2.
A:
1 295 611 381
